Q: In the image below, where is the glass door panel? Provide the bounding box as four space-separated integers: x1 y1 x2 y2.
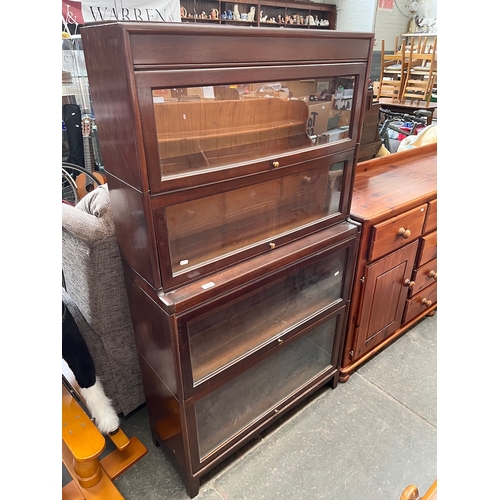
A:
152 76 356 180
165 160 346 275
187 247 348 384
194 313 339 460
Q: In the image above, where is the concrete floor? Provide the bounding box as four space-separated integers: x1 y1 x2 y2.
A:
64 312 437 499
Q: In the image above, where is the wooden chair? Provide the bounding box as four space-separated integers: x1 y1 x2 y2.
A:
401 479 437 500
62 361 148 500
400 38 437 106
376 37 406 101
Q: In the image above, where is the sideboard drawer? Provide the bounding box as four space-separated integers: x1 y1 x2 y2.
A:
403 281 437 323
423 199 437 233
410 257 437 296
368 204 428 261
418 230 437 266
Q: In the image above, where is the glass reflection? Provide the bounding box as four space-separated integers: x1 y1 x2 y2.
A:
165 161 345 274
152 77 355 178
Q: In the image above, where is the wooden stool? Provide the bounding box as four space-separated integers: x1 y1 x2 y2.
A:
62 382 147 499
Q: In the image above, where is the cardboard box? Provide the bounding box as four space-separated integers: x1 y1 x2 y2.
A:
286 80 317 99
305 101 333 137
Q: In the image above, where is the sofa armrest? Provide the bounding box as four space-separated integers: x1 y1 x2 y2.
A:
62 203 112 244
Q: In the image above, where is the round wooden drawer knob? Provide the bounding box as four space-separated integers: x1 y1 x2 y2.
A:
429 270 437 280
272 161 280 168
403 279 415 289
397 227 411 239
421 298 433 307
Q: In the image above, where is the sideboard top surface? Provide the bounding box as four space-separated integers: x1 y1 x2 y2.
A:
350 143 437 222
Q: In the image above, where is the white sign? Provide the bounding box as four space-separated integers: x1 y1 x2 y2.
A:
63 1 181 25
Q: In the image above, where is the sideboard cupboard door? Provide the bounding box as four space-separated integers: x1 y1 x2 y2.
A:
353 240 419 358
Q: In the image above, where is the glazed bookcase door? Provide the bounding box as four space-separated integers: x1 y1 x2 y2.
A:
172 233 357 396
153 150 355 291
137 64 366 193
186 305 346 468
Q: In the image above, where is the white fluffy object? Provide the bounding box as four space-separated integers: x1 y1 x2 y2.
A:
80 377 120 434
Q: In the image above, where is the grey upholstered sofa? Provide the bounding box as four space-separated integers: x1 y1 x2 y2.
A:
62 184 145 416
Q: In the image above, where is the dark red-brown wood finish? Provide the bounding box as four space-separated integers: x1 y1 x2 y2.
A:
80 22 374 496
81 23 373 292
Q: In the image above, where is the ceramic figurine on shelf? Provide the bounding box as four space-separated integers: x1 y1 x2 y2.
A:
210 8 219 19
234 4 240 21
180 6 187 17
247 6 256 22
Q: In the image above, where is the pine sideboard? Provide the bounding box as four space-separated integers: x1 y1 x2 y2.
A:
340 143 437 381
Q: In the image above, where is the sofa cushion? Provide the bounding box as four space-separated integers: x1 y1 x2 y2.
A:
76 184 112 218
72 184 116 236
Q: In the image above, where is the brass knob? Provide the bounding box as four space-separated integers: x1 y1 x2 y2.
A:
272 161 280 168
274 409 279 414
421 298 432 307
429 270 437 280
397 227 411 239
403 279 415 288
269 242 276 249
277 338 284 344
303 176 311 183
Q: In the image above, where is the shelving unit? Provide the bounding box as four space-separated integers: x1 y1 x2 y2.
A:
180 0 336 28
81 21 373 497
62 35 103 168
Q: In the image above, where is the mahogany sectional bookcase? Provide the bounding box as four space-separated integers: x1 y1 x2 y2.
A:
80 22 374 496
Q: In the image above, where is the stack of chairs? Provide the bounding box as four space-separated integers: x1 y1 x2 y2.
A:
376 36 437 106
376 36 406 101
400 37 437 105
